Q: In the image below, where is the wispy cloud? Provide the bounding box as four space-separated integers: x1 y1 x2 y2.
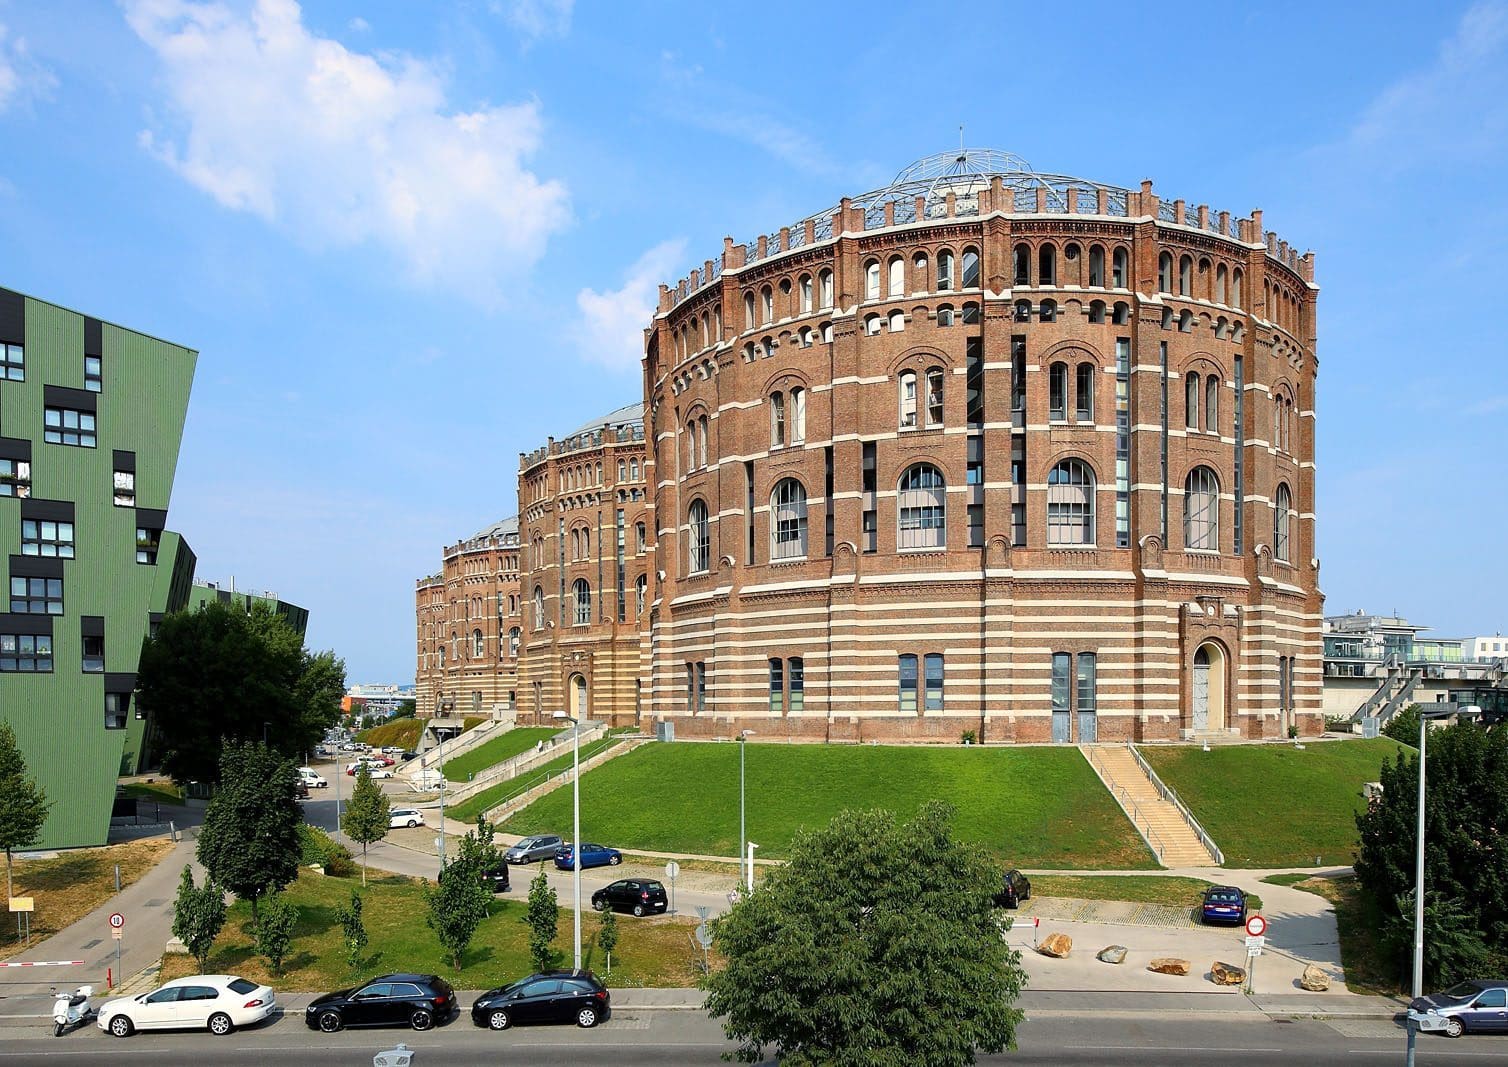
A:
1467 394 1508 417
574 239 687 373
0 21 57 112
124 0 571 306
494 0 573 43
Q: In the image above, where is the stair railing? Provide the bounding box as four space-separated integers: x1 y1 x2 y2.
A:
1125 742 1224 865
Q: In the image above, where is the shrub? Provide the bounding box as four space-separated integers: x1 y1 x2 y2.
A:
299 824 355 877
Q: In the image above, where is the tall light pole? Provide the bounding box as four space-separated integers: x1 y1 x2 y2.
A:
1404 704 1479 1067
435 695 453 867
738 730 755 889
554 710 582 971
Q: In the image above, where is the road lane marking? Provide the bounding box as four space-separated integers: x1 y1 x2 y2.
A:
1068 1045 1283 1053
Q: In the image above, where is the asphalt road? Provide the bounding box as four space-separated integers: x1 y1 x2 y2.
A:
3 1007 1503 1065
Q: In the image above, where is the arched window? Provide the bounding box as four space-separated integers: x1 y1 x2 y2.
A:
698 415 709 468
1205 375 1219 433
912 252 928 291
962 302 980 324
1273 395 1283 448
617 459 625 482
1274 484 1292 562
888 309 905 332
532 586 545 630
744 291 756 330
925 368 944 427
635 521 646 552
936 304 955 327
1015 299 1032 322
1049 362 1068 421
898 370 918 428
1178 309 1193 333
760 286 773 325
685 424 695 470
1088 299 1106 323
799 274 812 313
1185 372 1200 429
629 458 639 480
897 464 946 550
1047 459 1096 546
573 579 591 625
1231 268 1243 308
1112 247 1128 287
473 629 484 657
1075 362 1095 423
1215 264 1228 304
1039 298 1057 322
1088 245 1105 287
961 248 980 288
508 627 520 658
714 303 722 336
1112 301 1130 325
1064 242 1081 283
770 478 808 560
790 386 806 444
1184 467 1219 551
1178 255 1192 296
821 321 834 343
864 313 882 335
865 260 881 300
1158 252 1173 293
770 391 786 446
1039 244 1056 286
688 500 710 573
634 573 647 616
888 257 905 298
1013 243 1030 286
819 269 834 309
937 249 955 291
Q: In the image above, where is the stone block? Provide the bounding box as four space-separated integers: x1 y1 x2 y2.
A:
1210 960 1245 985
1147 957 1190 976
1036 933 1073 958
1300 964 1331 991
1096 945 1128 964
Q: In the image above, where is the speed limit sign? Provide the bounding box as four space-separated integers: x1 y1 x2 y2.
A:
108 912 124 930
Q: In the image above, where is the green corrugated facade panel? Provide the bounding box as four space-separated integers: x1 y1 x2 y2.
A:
0 287 196 848
186 584 309 638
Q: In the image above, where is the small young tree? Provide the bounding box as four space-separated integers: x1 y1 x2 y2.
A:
424 821 496 971
336 889 367 974
0 721 51 901
255 891 299 976
170 866 226 974
524 867 559 973
597 906 619 975
197 741 302 929
340 764 390 886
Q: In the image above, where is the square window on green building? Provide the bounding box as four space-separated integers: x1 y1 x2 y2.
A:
136 527 160 565
0 633 52 672
0 458 30 498
21 519 75 559
113 470 135 507
85 354 102 392
0 342 22 381
10 576 62 614
105 692 129 729
44 406 96 448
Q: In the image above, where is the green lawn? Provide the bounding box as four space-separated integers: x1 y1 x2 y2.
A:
1030 874 1260 911
159 869 705 991
119 780 183 804
448 735 626 823
443 727 559 782
503 742 1155 869
1140 738 1406 868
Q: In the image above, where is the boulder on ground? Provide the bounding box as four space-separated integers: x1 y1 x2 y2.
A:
1036 933 1073 958
1096 945 1128 965
164 937 188 955
1210 961 1245 985
1300 964 1332 992
1147 957 1191 976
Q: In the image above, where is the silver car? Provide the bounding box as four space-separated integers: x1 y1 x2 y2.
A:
505 834 563 864
1409 980 1508 1037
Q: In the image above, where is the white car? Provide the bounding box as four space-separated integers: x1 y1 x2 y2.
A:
367 766 395 780
389 808 425 828
98 975 276 1037
297 767 328 788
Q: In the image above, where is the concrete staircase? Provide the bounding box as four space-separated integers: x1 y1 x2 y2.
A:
1081 744 1222 868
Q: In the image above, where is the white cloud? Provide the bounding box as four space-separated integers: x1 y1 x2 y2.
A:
346 16 369 33
574 239 687 373
496 0 573 42
0 22 57 112
124 0 570 304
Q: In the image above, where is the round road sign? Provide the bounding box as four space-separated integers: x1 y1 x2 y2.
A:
108 912 124 930
665 861 680 881
1245 914 1266 938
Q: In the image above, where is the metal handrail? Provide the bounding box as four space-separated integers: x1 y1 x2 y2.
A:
438 724 608 804
1125 743 1224 865
1084 746 1167 861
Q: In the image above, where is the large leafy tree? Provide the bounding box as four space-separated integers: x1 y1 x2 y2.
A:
170 866 226 974
0 721 50 900
197 742 302 928
424 819 499 970
136 600 345 783
705 801 1026 1066
340 764 390 886
1355 719 1508 987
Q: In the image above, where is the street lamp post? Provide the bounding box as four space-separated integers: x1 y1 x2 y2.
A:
554 710 582 971
738 730 755 889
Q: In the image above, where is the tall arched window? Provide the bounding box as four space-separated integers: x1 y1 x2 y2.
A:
1231 268 1244 308
573 579 591 625
912 252 928 291
961 248 980 288
761 286 773 324
634 573 647 616
1184 467 1219 551
1185 372 1200 429
898 464 946 550
770 478 809 560
937 249 955 291
898 370 918 428
1205 375 1219 433
1274 484 1292 561
698 415 709 467
1112 247 1128 287
532 586 545 630
1039 298 1057 322
819 269 834 309
1158 252 1173 293
744 291 756 329
1178 255 1192 296
1049 362 1068 421
1047 459 1096 545
1215 264 1228 304
1075 362 1095 423
888 257 904 297
1039 244 1056 285
790 386 806 443
1088 245 1105 287
770 391 786 446
508 627 520 658
472 629 484 657
687 500 710 573
617 459 625 482
799 274 812 313
925 368 944 427
888 309 905 332
1013 243 1030 286
865 261 881 300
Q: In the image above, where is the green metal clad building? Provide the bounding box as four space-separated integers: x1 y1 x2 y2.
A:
187 579 309 638
0 286 196 849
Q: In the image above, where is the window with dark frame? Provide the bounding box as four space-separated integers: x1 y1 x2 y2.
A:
0 633 51 672
10 576 62 614
21 519 74 558
85 354 102 392
0 342 22 381
44 406 96 448
898 654 918 713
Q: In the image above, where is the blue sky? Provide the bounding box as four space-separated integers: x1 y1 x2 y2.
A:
1 0 1504 682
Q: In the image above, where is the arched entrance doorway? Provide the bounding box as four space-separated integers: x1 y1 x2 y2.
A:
569 673 588 720
1191 642 1227 734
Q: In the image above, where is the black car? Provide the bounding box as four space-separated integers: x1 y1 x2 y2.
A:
480 862 510 893
471 971 610 1030
993 869 1032 909
591 879 668 917
305 973 456 1032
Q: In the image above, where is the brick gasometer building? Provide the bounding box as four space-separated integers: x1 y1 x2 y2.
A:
641 150 1322 743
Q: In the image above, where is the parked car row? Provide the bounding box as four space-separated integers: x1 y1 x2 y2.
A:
503 835 623 871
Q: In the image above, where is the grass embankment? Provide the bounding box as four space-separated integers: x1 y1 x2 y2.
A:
157 870 704 990
448 734 627 823
1139 738 1405 868
1275 875 1395 994
118 780 183 804
1031 875 1262 911
503 743 1154 870
358 716 488 751
443 727 559 783
0 839 175 960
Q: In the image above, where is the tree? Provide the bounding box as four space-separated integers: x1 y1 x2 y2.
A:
0 722 50 901
597 906 618 975
424 820 497 971
1382 704 1422 747
336 889 368 974
197 742 302 929
340 764 390 886
256 891 299 976
135 600 345 784
524 867 559 974
704 802 1026 1066
1356 719 1508 988
170 866 226 974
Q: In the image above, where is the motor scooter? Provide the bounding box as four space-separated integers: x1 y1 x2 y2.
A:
51 985 94 1036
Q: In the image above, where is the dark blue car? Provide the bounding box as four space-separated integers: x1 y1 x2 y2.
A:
554 842 622 871
1200 886 1248 925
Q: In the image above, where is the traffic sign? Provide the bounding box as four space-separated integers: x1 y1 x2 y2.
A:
8 897 33 913
111 929 121 941
694 923 713 950
1244 934 1265 949
665 860 680 880
1245 914 1266 938
108 912 124 930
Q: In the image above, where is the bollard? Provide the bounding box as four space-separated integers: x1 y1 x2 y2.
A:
106 967 112 990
